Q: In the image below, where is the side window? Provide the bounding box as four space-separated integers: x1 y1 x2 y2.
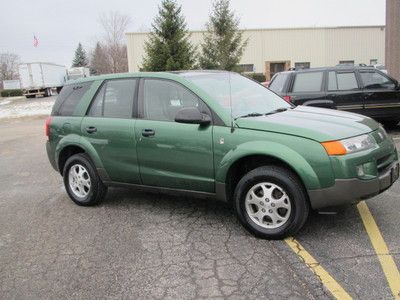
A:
360 71 395 89
328 72 359 91
269 73 288 93
52 82 92 116
88 79 137 118
143 79 209 122
292 72 323 92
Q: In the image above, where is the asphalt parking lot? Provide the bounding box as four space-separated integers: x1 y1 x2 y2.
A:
0 112 399 299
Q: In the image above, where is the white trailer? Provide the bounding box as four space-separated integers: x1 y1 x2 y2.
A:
66 67 90 81
18 63 67 98
2 80 21 90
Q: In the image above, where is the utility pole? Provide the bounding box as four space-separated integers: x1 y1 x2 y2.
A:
385 0 400 80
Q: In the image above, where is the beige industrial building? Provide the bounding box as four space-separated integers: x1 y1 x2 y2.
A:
126 25 385 80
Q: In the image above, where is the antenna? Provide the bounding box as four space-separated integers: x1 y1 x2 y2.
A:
228 72 234 133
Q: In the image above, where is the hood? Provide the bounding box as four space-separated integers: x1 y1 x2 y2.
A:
235 106 379 142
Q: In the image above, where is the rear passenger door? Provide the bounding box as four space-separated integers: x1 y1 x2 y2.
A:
326 70 364 115
288 71 326 106
81 78 141 184
358 69 400 119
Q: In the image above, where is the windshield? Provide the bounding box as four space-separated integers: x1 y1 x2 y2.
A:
181 72 291 118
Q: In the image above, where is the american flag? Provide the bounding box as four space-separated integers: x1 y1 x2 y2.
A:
33 35 39 47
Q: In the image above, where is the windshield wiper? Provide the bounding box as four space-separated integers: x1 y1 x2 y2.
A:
264 107 290 116
234 112 264 120
234 107 291 120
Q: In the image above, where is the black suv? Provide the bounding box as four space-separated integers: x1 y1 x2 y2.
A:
269 66 400 127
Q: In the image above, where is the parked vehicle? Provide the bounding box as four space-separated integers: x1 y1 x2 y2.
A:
269 66 400 128
66 67 90 81
18 62 66 98
2 79 21 90
46 71 399 239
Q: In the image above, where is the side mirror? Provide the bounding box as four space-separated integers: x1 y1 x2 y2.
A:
175 107 211 125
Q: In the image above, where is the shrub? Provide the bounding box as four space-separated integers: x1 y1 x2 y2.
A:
0 89 23 97
244 73 266 83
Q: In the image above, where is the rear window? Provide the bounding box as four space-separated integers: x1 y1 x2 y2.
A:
88 78 137 119
52 82 92 116
269 73 289 93
292 72 323 92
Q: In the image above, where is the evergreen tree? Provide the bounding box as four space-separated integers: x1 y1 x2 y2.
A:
90 42 110 75
72 43 89 67
200 0 248 71
141 0 196 71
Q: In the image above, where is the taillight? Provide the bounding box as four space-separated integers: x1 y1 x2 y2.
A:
45 116 52 138
283 95 292 102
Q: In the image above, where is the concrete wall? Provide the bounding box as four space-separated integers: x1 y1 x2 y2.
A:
126 26 385 74
386 0 400 80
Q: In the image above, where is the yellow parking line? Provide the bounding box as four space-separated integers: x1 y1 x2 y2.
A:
357 201 400 299
285 237 353 300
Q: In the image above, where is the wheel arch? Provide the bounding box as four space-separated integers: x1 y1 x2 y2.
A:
216 141 321 202
55 135 105 175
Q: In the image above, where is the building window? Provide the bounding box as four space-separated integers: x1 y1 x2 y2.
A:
370 59 378 65
338 60 354 66
294 62 310 70
238 64 254 72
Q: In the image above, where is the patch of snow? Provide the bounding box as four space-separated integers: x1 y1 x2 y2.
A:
0 100 11 106
0 99 54 119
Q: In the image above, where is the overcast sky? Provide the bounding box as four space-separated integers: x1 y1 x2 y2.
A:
0 0 385 67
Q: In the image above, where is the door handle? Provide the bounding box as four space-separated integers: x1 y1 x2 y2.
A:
86 126 97 134
142 129 155 137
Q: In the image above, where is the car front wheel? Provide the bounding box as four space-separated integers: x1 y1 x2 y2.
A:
233 166 309 239
63 153 107 206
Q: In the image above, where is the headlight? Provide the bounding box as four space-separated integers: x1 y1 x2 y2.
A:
378 125 388 141
322 134 376 156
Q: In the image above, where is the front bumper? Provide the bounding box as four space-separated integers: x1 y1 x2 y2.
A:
308 160 399 209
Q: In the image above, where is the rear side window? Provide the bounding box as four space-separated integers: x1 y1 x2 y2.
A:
88 78 137 118
52 82 92 116
292 72 323 92
269 73 288 93
328 71 359 91
360 71 395 89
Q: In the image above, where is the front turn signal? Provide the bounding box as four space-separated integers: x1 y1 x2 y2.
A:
321 141 347 156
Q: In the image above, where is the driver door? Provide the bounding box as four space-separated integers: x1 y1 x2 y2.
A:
134 78 215 193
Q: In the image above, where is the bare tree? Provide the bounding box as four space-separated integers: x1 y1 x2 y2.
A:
0 52 20 81
98 11 131 73
89 42 111 75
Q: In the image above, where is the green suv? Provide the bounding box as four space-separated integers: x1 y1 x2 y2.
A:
46 71 399 239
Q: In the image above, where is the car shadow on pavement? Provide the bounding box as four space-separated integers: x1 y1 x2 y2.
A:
99 186 360 240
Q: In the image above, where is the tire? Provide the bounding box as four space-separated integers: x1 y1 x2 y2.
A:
25 95 35 99
233 166 309 240
381 120 399 129
63 153 107 206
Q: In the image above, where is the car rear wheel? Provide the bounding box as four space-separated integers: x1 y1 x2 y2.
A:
233 166 309 239
63 153 107 206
